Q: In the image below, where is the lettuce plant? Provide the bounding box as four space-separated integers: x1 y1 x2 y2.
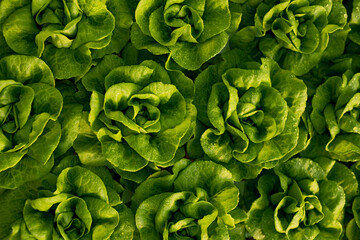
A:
131 0 240 70
346 196 360 240
191 51 308 179
0 172 57 239
0 0 132 79
300 136 360 240
231 0 348 76
348 0 360 46
246 158 346 240
0 55 63 189
1 0 360 238
134 159 246 239
77 56 196 172
6 166 135 240
310 69 360 161
346 162 360 240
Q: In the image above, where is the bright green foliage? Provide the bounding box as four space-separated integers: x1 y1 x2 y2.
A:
0 173 57 239
0 55 62 189
54 81 84 158
246 158 346 240
311 70 360 161
346 196 360 240
131 0 241 70
345 163 360 240
349 0 360 46
231 0 348 76
190 50 308 180
5 166 135 240
0 0 132 79
78 57 196 172
134 159 247 239
1 0 360 239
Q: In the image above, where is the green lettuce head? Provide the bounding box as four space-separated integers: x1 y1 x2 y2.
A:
131 0 241 70
78 56 196 172
345 162 360 240
310 70 360 161
7 166 135 240
190 51 308 180
231 0 348 76
348 0 360 47
0 55 62 189
134 159 246 240
346 196 360 240
0 0 132 79
246 158 346 240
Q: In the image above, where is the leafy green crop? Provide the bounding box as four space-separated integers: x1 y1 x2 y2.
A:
246 158 346 239
134 159 246 239
1 0 360 239
5 166 134 239
0 0 132 79
311 69 360 162
76 57 196 172
131 0 241 70
189 50 308 180
346 162 360 240
231 0 348 76
0 55 62 189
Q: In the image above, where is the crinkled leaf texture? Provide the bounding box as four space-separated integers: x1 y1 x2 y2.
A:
311 70 360 161
135 159 246 240
345 161 360 240
0 173 57 239
131 0 237 70
191 50 308 180
6 166 135 240
246 158 345 240
0 0 132 78
0 55 63 189
230 0 348 76
346 197 360 240
79 56 196 172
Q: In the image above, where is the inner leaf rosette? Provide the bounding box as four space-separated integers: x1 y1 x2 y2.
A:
0 55 62 189
311 70 360 161
11 167 123 239
192 55 308 180
82 59 196 172
231 0 348 76
131 0 233 70
246 158 345 240
134 160 244 240
0 0 132 79
257 0 329 54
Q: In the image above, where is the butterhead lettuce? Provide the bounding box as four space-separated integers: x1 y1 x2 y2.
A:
131 0 241 70
190 50 308 180
311 69 360 162
246 158 346 240
134 159 246 240
0 0 132 79
77 56 196 172
231 0 348 76
6 166 135 240
0 0 359 239
0 55 62 189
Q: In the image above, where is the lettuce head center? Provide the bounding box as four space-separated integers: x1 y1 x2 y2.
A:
0 105 15 128
133 105 154 126
61 218 86 238
163 4 204 39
